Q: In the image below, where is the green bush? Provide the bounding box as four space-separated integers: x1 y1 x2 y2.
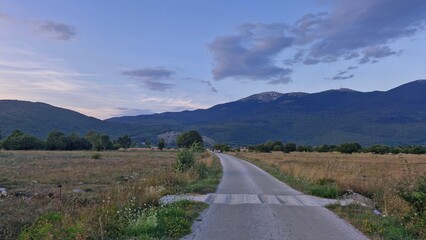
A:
19 212 84 240
175 149 195 172
398 175 426 215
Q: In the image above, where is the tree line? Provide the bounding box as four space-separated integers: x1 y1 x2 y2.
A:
222 141 425 154
0 129 133 151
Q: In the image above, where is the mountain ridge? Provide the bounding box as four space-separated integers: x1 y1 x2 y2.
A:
1 80 425 146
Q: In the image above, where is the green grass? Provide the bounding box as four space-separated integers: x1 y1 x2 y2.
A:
328 204 417 240
117 201 207 240
243 157 343 198
183 155 222 194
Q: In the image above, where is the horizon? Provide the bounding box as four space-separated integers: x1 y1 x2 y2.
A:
1 1 426 119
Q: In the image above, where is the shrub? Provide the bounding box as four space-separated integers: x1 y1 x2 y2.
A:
338 143 362 154
91 153 102 159
175 150 195 172
398 175 426 215
18 212 84 240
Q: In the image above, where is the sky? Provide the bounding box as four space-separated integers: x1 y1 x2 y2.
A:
1 0 426 119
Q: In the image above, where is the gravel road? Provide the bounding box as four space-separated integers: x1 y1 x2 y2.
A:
183 153 368 240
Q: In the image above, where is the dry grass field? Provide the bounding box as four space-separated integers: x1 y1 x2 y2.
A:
233 151 426 216
0 150 216 239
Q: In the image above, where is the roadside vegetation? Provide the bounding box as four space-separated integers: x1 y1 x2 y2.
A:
231 151 426 239
0 131 222 239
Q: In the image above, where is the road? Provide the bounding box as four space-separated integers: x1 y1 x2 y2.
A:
184 153 368 240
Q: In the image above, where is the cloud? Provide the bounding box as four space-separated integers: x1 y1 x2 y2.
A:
359 46 399 64
210 0 426 82
331 70 354 80
123 68 175 79
122 67 176 91
35 21 77 40
200 80 218 93
209 23 294 84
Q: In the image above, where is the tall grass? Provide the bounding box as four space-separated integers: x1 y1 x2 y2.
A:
0 150 219 239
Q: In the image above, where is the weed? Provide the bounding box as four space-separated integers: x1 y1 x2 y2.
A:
91 152 101 159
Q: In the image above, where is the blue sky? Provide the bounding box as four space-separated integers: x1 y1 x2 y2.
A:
1 0 425 119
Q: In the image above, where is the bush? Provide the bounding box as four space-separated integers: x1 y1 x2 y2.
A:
398 175 426 215
338 143 362 154
2 130 45 150
283 143 297 153
256 144 271 153
175 150 195 172
18 212 83 240
91 153 102 159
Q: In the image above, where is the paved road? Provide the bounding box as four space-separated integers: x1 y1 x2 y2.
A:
184 153 368 240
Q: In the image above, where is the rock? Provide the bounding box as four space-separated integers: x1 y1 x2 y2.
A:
0 188 7 197
373 209 382 216
342 190 374 208
14 191 33 198
73 189 85 194
31 180 38 184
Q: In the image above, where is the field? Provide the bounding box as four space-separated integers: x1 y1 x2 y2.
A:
232 151 426 239
0 149 220 239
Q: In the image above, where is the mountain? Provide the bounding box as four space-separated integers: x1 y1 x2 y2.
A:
0 100 134 140
1 80 425 146
107 80 426 146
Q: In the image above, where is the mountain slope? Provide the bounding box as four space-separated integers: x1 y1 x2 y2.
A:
1 80 425 146
108 80 426 146
0 100 133 139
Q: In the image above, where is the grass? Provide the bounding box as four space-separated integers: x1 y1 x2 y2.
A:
231 151 426 239
328 204 416 240
0 149 221 239
183 152 222 194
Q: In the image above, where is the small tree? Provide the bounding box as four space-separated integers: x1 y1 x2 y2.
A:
117 135 132 149
176 130 204 148
100 135 113 150
338 143 362 154
46 131 67 150
158 138 166 150
283 143 297 153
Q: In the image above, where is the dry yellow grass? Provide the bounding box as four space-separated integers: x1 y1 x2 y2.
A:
233 151 426 216
0 149 201 239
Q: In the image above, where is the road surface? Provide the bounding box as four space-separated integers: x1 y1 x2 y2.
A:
184 153 368 240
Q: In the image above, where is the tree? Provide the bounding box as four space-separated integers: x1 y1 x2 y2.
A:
367 144 390 154
158 138 166 150
176 130 203 148
100 134 113 150
117 135 132 149
86 131 101 151
256 144 271 153
2 130 45 150
86 131 113 151
338 143 362 154
65 133 91 150
283 143 297 153
46 131 67 150
213 143 230 152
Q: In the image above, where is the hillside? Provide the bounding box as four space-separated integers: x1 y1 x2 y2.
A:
107 80 426 146
0 100 134 140
1 80 425 146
